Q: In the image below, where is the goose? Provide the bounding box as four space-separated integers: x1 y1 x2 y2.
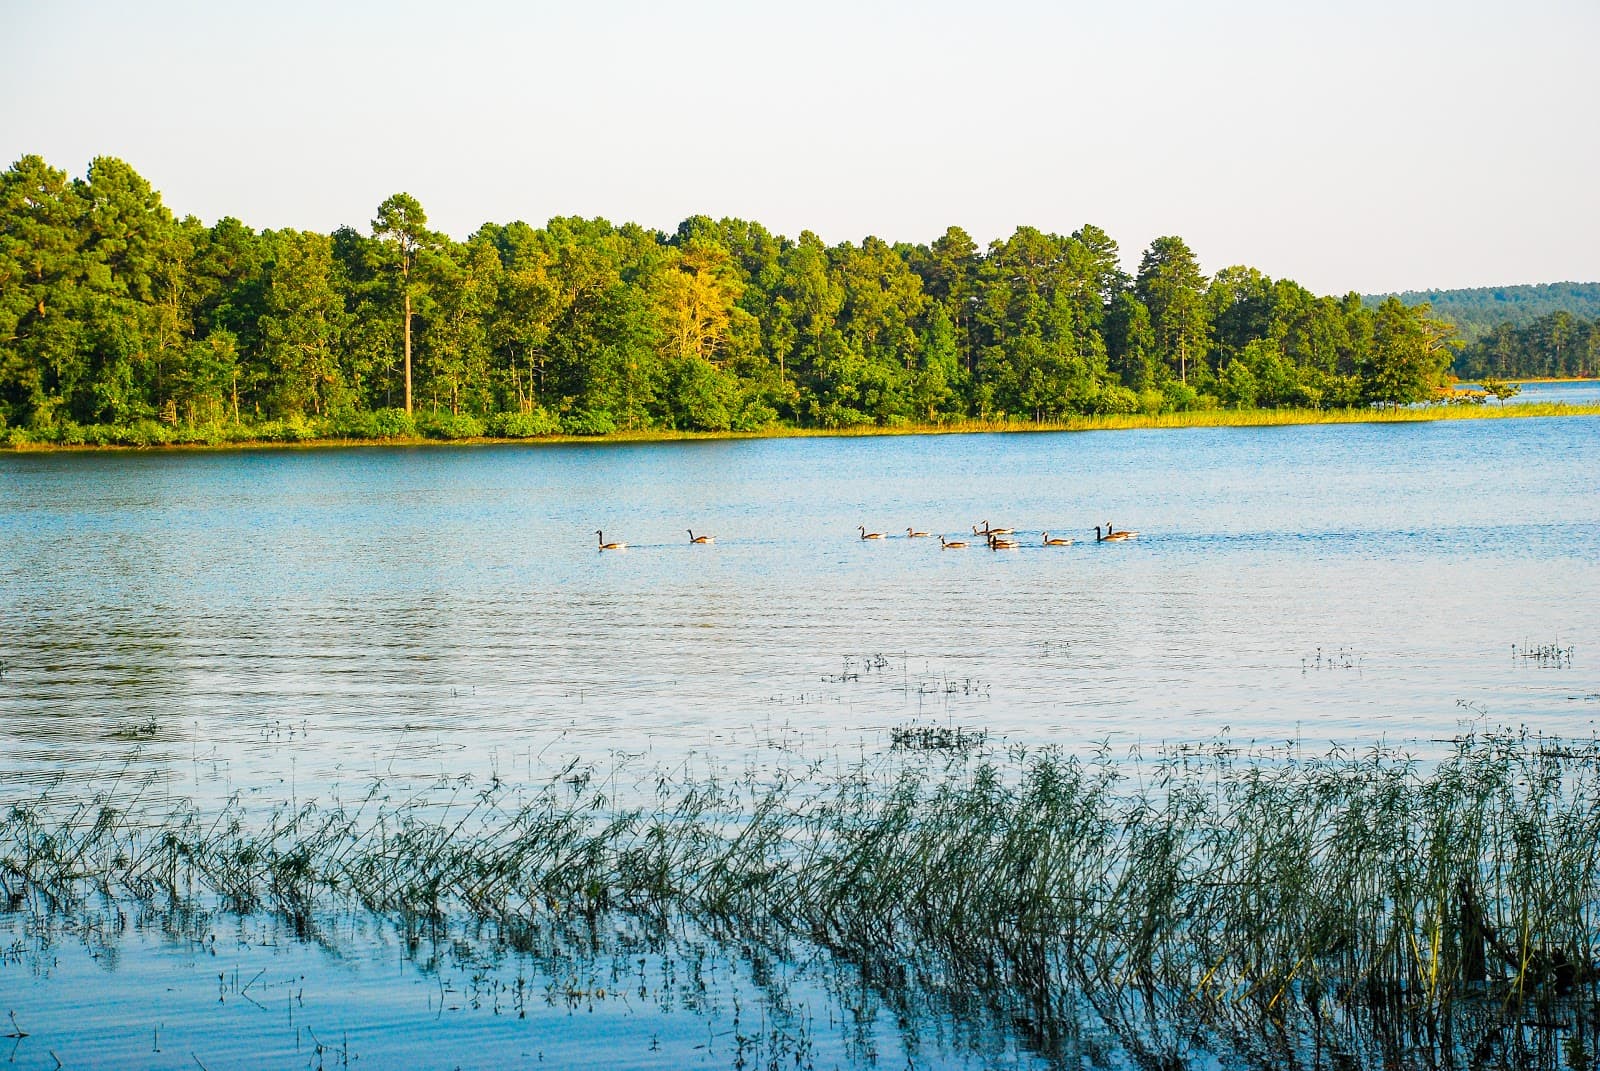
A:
596 530 626 550
906 527 931 538
1042 532 1073 546
858 525 884 540
974 520 1016 536
1095 525 1137 543
988 532 1020 550
687 530 715 544
939 536 969 549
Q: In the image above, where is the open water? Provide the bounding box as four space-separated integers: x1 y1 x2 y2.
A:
2 412 1598 1068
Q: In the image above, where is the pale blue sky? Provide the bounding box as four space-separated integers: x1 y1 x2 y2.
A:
4 0 1595 294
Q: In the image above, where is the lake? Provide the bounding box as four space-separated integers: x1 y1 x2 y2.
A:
3 414 1599 1068
1471 378 1600 405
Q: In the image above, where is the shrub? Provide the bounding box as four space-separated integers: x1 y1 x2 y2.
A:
325 411 381 440
1098 386 1141 415
731 400 778 432
369 409 416 438
561 409 617 436
489 409 561 438
1161 381 1201 412
252 419 317 443
124 422 157 446
416 411 486 440
813 403 872 429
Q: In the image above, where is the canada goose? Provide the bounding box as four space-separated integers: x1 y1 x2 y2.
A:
687 530 715 544
1095 525 1137 543
596 530 626 550
973 520 1015 536
1042 532 1073 546
988 533 1020 549
858 525 884 540
940 536 969 549
906 527 930 538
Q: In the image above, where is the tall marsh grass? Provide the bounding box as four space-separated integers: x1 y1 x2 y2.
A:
4 730 1599 1067
8 400 1598 452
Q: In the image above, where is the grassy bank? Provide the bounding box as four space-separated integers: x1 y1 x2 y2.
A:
6 399 1600 454
5 731 1598 1067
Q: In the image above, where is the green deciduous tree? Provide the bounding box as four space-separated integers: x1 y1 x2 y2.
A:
1363 298 1456 406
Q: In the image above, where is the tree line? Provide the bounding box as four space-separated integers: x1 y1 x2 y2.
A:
1451 312 1599 381
2 155 1467 445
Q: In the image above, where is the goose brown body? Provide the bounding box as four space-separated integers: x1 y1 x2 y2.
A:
1095 525 1137 543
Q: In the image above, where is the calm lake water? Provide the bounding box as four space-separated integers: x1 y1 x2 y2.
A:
4 414 1597 796
3 414 1599 1069
1476 378 1600 405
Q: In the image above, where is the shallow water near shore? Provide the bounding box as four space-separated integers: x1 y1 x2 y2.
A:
3 416 1599 1068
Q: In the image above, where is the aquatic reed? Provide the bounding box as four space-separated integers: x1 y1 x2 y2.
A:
9 401 1598 454
4 729 1598 1067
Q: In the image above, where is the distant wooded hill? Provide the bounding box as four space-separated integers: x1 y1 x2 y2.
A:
1364 284 1600 379
1365 282 1600 340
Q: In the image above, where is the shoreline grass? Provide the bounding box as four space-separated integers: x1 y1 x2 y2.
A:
4 730 1598 1067
5 399 1599 455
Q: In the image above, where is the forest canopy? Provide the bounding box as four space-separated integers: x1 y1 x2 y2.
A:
1 154 1564 447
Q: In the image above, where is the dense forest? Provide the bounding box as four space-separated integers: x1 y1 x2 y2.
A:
1449 312 1599 380
0 154 1504 445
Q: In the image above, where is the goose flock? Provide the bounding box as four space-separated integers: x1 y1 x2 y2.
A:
930 520 1140 549
596 520 1138 550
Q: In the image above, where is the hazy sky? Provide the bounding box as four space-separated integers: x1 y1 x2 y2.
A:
4 0 1595 294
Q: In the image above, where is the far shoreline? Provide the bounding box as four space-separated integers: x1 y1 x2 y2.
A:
6 398 1599 456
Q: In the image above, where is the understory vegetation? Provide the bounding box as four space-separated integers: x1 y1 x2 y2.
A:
5 730 1599 1068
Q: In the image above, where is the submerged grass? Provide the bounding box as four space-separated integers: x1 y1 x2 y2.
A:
5 730 1600 1067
